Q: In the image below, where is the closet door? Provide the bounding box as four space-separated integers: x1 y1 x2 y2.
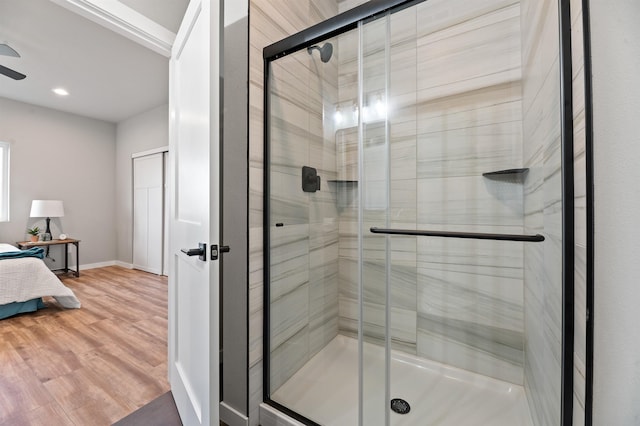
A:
133 153 164 274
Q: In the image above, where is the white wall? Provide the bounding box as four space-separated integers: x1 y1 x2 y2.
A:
115 103 168 264
0 97 117 266
591 0 640 423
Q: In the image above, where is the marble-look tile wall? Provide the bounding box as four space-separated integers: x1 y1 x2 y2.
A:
415 0 525 385
334 0 527 385
248 1 340 424
570 0 587 423
520 0 563 425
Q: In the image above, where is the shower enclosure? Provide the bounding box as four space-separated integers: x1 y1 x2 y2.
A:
263 0 579 424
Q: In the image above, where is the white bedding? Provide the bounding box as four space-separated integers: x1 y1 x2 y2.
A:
0 243 81 309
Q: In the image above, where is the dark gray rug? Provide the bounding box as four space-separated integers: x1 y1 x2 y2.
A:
113 391 182 426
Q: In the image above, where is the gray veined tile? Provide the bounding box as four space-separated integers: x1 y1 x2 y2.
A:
309 315 339 358
270 325 310 392
338 0 370 14
308 195 339 228
269 259 309 305
416 0 520 40
417 175 524 226
309 0 338 23
390 261 417 312
390 6 417 46
417 92 523 137
309 224 339 251
269 170 308 226
416 233 524 278
416 124 523 179
389 181 417 225
521 1 560 113
416 268 524 331
390 138 417 182
335 127 359 182
338 257 359 300
270 283 309 350
339 297 417 349
417 313 524 385
269 224 309 302
417 81 522 123
309 271 339 356
389 47 417 98
416 5 521 103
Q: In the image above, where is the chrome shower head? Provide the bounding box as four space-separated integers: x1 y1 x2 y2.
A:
307 42 333 63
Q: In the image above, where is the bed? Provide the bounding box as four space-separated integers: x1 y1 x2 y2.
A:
0 243 81 319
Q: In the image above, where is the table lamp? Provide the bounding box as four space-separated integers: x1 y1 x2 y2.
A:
30 200 64 239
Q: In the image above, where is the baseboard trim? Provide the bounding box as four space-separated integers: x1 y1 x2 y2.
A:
79 260 117 270
67 260 135 271
131 265 162 275
115 261 134 269
220 402 249 426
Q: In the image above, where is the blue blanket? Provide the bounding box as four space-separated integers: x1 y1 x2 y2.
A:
0 247 45 260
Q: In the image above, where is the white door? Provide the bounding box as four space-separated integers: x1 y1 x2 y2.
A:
133 153 164 275
168 0 220 425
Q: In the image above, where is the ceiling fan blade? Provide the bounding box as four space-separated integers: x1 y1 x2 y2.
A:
0 64 26 80
0 44 20 58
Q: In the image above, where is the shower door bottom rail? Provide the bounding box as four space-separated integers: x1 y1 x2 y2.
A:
370 227 545 242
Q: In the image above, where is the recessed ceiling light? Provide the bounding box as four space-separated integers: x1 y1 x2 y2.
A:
52 87 69 96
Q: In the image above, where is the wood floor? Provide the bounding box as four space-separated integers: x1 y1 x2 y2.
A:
0 266 170 425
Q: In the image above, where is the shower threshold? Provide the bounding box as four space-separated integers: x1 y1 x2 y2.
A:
271 335 534 426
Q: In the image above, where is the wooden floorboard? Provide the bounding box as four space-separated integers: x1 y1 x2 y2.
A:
0 266 170 426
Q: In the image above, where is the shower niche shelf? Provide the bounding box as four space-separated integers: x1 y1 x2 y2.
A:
482 168 529 182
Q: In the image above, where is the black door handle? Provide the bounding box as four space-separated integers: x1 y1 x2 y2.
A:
181 243 207 261
181 248 203 256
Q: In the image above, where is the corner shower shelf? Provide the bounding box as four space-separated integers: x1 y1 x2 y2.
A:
482 168 529 182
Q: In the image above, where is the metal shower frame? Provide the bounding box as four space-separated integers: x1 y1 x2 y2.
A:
261 0 594 424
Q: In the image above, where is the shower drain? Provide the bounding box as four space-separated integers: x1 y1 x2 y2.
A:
390 398 411 414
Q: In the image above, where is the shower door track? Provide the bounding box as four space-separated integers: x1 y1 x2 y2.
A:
370 227 545 242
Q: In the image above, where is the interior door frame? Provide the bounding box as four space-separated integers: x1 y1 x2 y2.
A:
219 3 250 425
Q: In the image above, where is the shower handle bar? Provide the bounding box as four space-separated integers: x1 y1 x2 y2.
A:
370 227 545 242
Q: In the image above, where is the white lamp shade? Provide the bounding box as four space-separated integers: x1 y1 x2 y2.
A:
30 200 65 218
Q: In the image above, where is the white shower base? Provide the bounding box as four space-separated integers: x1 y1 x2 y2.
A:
270 335 534 426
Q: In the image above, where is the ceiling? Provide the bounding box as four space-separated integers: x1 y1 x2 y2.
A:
0 0 189 123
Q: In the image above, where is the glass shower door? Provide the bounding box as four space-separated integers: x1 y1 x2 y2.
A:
359 14 392 426
358 1 548 424
266 30 353 425
264 1 566 424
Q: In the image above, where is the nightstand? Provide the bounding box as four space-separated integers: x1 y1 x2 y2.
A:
15 238 80 277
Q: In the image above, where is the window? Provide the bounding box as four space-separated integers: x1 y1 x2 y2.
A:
0 141 9 222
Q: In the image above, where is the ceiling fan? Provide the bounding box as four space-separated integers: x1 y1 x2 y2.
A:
0 43 26 80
